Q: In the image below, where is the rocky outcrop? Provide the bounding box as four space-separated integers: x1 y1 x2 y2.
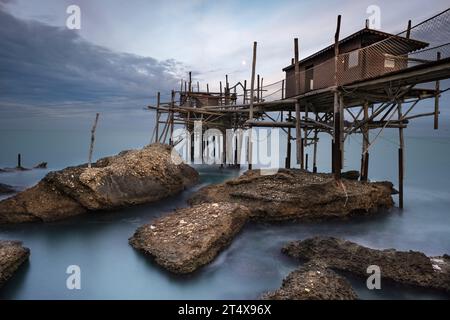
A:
0 241 30 288
129 202 249 274
0 144 198 224
0 183 15 195
189 169 394 221
262 261 358 300
283 237 450 292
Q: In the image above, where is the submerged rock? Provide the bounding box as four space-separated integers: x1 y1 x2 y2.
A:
0 240 30 288
283 237 450 292
0 144 198 224
0 183 15 195
262 261 358 300
33 162 47 169
189 169 394 221
129 202 249 274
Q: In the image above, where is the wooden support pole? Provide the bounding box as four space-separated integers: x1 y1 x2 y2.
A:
332 15 341 180
257 74 260 103
434 51 441 130
281 80 285 100
155 92 161 142
207 83 210 94
406 20 412 39
243 80 247 104
188 72 192 93
17 153 21 168
313 112 318 173
197 81 200 92
398 101 405 209
219 81 223 105
88 113 100 168
294 38 304 169
286 111 292 169
248 41 257 170
169 90 175 146
261 77 264 102
361 101 370 181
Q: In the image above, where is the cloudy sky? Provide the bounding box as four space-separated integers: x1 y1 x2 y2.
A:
0 0 449 105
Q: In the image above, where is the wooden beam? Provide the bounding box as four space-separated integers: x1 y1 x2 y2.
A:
248 41 257 170
294 38 304 168
434 51 441 129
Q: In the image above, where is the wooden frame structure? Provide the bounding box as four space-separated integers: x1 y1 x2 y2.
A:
148 9 450 208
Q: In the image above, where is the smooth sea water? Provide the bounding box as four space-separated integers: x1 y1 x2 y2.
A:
0 104 449 300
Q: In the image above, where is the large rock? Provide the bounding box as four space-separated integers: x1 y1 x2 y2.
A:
262 261 358 300
0 144 198 224
189 169 394 221
129 202 249 274
0 183 15 195
283 237 450 292
0 240 30 288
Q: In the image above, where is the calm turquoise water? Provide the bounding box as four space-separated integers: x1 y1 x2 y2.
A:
0 104 449 300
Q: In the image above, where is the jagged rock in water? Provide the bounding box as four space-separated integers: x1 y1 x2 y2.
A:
0 144 198 224
0 240 30 288
129 202 249 274
261 261 358 300
33 162 47 169
341 170 360 180
0 183 15 195
283 236 450 292
189 169 394 221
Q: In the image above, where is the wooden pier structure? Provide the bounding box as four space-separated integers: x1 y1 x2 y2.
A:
149 9 450 208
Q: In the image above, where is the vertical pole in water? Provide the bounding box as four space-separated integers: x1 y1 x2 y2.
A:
361 101 369 181
248 41 257 171
312 112 318 173
155 92 161 143
88 113 100 168
434 52 441 130
398 101 404 209
17 153 21 168
294 38 304 169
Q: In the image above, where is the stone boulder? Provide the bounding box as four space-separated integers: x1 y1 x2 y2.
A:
262 261 358 300
189 169 394 221
0 144 198 224
129 202 249 274
283 237 450 292
0 240 30 288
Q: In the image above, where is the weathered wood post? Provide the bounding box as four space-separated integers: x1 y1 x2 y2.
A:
219 81 223 105
406 20 412 39
169 90 175 146
207 83 210 94
261 77 264 102
360 101 370 181
17 153 22 168
257 74 260 103
248 41 257 170
294 38 304 169
312 112 319 173
281 80 285 100
434 51 441 130
286 111 292 169
332 15 342 180
155 92 161 143
243 80 247 104
398 101 405 209
88 113 100 168
188 72 192 93
197 81 200 93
